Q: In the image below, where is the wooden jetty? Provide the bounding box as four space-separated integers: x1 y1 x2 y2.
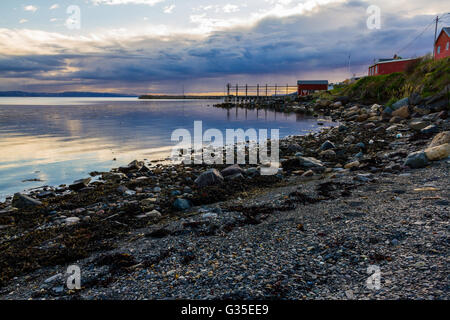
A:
223 83 298 104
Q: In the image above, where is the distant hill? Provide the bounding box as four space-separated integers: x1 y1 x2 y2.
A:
0 91 137 97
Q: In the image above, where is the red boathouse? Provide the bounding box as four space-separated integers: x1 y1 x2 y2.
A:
297 80 328 96
434 27 450 60
368 57 420 76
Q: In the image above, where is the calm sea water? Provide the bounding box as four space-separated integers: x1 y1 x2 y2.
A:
0 97 335 199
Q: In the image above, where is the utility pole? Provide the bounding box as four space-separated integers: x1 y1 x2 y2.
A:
433 15 439 59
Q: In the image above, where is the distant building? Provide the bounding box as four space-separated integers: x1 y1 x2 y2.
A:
297 80 328 96
434 27 450 60
368 56 420 76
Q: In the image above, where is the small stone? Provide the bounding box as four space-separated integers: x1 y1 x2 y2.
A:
344 161 360 169
302 170 314 177
65 217 80 225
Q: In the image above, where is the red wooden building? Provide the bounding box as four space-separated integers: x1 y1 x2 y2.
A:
297 80 328 96
434 27 450 60
368 57 419 76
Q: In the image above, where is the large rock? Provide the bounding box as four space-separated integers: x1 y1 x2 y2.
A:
425 93 448 112
195 169 224 187
12 193 42 209
409 121 429 131
297 156 325 170
404 151 430 168
421 125 439 134
425 143 450 161
392 105 410 119
320 140 336 151
173 198 191 211
221 164 244 177
429 131 450 148
391 97 409 110
320 149 336 159
69 178 91 191
119 160 144 173
409 92 422 106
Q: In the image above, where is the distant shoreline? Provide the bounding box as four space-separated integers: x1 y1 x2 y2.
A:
139 95 224 100
0 91 136 98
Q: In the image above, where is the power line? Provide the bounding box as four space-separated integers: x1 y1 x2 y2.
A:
396 17 436 55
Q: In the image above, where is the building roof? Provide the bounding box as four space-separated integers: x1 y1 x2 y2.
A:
437 27 450 42
297 80 328 85
369 57 419 68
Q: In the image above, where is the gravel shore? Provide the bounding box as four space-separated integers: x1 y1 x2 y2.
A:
0 94 448 300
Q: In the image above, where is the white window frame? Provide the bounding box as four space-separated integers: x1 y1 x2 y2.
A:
437 46 441 54
446 42 449 51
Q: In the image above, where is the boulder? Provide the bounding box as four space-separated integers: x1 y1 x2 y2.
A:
413 105 430 115
69 178 91 191
392 105 410 119
404 151 430 168
320 149 336 159
425 93 447 112
421 125 439 134
173 198 191 211
429 131 450 148
119 160 144 173
221 164 244 177
12 193 42 209
425 143 450 161
297 156 325 171
320 140 336 151
391 97 409 110
409 92 422 105
194 169 224 188
331 101 342 108
383 106 393 115
389 116 403 123
409 121 429 131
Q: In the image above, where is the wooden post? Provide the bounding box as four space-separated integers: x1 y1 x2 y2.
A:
275 84 277 97
265 84 268 98
257 84 259 97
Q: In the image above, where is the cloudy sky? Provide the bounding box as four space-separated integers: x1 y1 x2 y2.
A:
0 0 448 94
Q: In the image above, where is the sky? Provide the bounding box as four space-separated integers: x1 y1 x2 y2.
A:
0 0 449 94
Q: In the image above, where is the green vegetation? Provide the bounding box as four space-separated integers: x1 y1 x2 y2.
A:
323 56 450 104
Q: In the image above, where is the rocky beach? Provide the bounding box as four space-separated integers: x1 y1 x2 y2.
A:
0 81 448 300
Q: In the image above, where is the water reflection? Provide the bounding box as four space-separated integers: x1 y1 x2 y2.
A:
0 98 335 198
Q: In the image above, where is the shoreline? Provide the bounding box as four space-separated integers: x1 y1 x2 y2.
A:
0 94 448 299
